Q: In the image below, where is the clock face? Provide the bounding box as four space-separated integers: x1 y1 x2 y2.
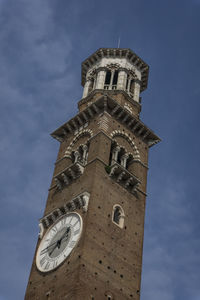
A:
36 212 82 272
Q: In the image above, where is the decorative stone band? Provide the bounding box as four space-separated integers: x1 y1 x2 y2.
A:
88 66 140 80
52 162 84 191
108 163 141 195
38 192 90 238
51 94 160 147
65 128 93 157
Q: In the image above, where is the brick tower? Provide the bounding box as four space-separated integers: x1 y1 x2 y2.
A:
25 48 160 300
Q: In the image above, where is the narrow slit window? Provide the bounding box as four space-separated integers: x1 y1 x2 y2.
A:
126 75 129 90
130 79 134 93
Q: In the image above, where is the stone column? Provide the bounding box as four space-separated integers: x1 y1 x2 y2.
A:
111 146 121 165
133 81 141 102
109 70 115 90
121 153 129 168
82 145 88 165
96 70 106 89
74 151 81 163
82 79 91 98
117 70 127 90
127 77 131 93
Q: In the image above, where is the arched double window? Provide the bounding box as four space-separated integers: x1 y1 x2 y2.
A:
110 144 133 170
104 70 118 90
112 205 125 228
71 144 89 166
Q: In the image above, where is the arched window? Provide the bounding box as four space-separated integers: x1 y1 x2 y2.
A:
105 71 111 85
130 79 134 93
104 70 119 90
110 144 131 169
71 144 89 166
126 75 129 90
112 70 118 87
112 205 125 228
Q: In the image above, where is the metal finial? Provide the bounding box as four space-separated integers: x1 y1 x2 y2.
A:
117 36 121 48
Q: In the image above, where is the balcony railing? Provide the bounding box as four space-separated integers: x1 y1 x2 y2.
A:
104 85 117 90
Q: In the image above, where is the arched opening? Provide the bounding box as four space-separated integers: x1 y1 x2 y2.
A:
112 205 125 228
113 207 121 224
104 70 119 90
112 70 118 88
130 79 134 96
126 75 129 90
71 144 89 166
130 79 134 92
105 71 111 85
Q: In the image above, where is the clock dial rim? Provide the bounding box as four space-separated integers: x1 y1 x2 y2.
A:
36 212 83 273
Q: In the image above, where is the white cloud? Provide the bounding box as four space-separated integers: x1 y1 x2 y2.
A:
141 178 200 300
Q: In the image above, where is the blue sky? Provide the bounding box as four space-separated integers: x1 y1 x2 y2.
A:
0 0 200 299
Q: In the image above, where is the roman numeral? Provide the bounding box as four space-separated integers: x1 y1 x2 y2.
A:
68 216 73 224
53 260 58 268
40 256 47 267
52 226 57 233
45 261 50 270
61 218 66 226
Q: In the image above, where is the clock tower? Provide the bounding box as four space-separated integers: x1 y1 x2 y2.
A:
25 48 160 300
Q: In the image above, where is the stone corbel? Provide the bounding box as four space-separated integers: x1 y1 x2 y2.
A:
82 192 90 212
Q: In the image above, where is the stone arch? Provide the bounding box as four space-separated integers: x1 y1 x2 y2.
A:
110 130 140 161
65 129 93 157
105 63 120 70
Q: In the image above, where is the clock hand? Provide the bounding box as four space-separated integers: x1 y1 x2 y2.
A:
60 227 70 242
49 242 58 256
57 227 70 249
41 240 59 255
49 227 71 254
49 233 69 254
41 227 70 254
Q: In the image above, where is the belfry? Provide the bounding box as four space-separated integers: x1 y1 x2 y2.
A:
25 48 160 300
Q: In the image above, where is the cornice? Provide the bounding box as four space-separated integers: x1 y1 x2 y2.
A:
51 94 161 147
